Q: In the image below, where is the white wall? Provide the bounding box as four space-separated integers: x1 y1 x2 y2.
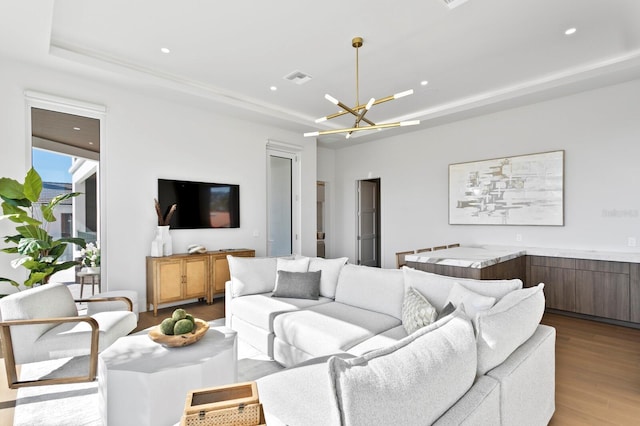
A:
317 147 336 258
328 78 640 268
0 58 317 306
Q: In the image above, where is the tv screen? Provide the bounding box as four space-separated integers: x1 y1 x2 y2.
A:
158 179 240 229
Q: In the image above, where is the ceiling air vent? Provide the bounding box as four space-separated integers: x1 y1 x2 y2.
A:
283 70 312 85
442 0 468 9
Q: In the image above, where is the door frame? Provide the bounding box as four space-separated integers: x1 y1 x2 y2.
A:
24 91 107 279
355 177 381 267
266 139 301 256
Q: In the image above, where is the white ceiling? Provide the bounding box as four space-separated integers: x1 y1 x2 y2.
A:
2 0 640 147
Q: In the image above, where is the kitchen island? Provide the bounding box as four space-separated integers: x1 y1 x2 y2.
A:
405 245 526 280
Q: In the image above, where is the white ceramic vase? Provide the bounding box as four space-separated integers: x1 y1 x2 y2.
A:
153 225 173 256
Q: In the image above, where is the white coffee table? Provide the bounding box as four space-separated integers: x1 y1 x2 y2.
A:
98 324 237 426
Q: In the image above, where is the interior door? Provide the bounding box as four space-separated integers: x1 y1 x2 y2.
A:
357 179 380 267
267 154 293 257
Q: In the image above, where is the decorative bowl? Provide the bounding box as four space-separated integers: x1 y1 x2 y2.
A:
148 318 210 347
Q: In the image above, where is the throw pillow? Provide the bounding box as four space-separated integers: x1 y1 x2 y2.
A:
327 310 477 426
436 301 456 321
272 270 321 300
308 257 349 299
445 282 496 319
475 284 545 376
275 257 311 291
401 287 437 334
227 256 277 297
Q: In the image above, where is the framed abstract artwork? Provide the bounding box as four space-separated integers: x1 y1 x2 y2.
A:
449 150 564 226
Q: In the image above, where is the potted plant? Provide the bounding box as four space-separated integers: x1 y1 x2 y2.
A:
80 242 100 273
0 168 87 288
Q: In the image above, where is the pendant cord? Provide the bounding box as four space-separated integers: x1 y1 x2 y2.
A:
355 45 360 127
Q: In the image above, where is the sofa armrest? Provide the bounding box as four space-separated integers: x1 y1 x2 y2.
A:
487 324 556 426
77 296 133 312
0 316 100 388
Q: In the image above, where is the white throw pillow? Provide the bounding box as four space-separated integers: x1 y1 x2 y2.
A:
276 257 310 273
446 282 496 319
475 284 545 376
402 266 521 312
275 257 310 291
327 310 477 426
227 256 277 297
308 257 348 299
402 287 437 334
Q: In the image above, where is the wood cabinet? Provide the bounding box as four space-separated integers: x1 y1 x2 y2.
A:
209 249 255 298
146 248 254 316
527 255 638 324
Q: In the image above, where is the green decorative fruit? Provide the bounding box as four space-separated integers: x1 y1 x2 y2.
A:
185 314 195 324
174 318 195 335
160 318 176 335
172 308 187 321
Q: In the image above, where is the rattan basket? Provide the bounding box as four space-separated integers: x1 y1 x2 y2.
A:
181 381 262 426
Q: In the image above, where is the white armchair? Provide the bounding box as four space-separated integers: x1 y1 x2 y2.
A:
0 282 137 388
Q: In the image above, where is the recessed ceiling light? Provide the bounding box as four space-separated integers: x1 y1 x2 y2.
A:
88 141 94 145
160 47 171 54
73 127 81 131
270 86 278 91
565 28 577 36
420 80 429 86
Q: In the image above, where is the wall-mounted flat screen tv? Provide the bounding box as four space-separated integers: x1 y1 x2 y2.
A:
158 179 240 229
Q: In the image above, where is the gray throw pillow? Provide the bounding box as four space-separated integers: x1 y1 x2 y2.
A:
437 301 456 321
402 287 437 334
272 270 321 300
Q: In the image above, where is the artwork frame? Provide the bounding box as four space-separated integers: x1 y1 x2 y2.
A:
449 150 564 226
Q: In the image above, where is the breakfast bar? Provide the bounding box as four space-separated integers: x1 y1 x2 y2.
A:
405 246 527 281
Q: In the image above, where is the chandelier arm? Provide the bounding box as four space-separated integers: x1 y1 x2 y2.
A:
335 101 376 126
315 121 417 136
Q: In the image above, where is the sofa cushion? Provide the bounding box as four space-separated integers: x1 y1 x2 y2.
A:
273 302 401 357
308 257 348 299
402 287 437 334
347 325 407 356
229 293 332 332
258 354 351 426
227 256 277 297
475 284 545 376
272 270 321 300
276 256 309 272
335 264 404 319
446 282 496 318
402 266 522 312
327 310 477 426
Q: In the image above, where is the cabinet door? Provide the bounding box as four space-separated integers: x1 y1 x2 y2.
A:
157 260 183 303
530 265 576 311
575 270 630 321
184 257 207 299
213 257 232 293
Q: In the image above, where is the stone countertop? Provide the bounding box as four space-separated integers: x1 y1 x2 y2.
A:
405 244 640 266
404 246 526 269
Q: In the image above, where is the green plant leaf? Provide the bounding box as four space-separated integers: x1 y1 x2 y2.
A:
1 195 32 209
1 247 19 254
59 237 87 249
47 243 67 260
23 168 42 203
17 238 50 256
42 192 82 223
0 177 24 199
25 271 50 287
15 225 51 241
51 261 79 274
0 277 20 288
10 256 29 269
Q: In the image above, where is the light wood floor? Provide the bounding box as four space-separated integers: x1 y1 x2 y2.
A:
1 306 639 425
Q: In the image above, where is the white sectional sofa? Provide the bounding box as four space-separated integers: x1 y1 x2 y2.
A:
225 256 555 425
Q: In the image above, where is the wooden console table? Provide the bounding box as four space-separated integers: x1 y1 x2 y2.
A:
146 248 254 316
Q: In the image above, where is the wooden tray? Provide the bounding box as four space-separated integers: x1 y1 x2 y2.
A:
148 318 210 347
